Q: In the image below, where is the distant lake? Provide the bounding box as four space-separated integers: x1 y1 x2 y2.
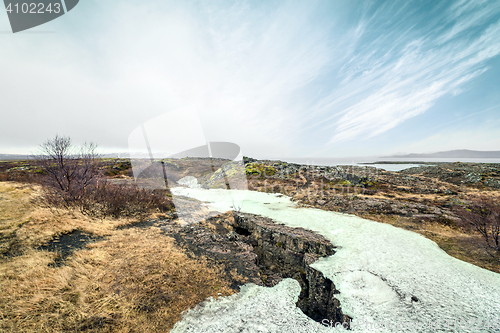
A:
359 163 428 172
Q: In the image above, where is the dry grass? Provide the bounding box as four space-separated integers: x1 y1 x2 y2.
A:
0 182 36 255
0 182 236 332
1 183 138 255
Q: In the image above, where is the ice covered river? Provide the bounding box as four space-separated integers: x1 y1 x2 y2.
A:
170 188 500 333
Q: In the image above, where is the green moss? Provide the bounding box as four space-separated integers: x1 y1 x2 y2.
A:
264 166 276 176
329 179 351 186
224 164 245 177
245 163 276 177
245 163 261 175
361 180 378 187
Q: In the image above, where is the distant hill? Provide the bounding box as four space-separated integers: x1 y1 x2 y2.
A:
0 153 131 160
384 149 500 159
0 154 30 160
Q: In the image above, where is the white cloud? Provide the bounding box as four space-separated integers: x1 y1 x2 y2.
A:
306 1 500 144
0 0 336 158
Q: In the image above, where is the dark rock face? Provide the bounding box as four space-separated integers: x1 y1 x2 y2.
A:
232 213 350 323
302 263 346 323
167 212 350 325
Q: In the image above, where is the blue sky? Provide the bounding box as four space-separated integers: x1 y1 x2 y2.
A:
1 0 500 158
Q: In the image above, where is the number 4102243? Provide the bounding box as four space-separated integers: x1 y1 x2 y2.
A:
6 2 62 14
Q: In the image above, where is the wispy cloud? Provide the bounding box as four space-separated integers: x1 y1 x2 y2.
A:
303 0 500 144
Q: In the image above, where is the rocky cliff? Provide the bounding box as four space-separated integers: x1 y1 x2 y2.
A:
166 211 350 325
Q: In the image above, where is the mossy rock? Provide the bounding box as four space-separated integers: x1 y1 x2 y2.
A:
329 179 351 186
245 163 276 177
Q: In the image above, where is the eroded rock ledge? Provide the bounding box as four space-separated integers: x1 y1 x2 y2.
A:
166 211 351 325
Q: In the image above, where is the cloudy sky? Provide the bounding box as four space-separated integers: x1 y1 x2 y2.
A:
1 0 500 158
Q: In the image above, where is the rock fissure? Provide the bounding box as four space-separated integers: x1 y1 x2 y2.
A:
167 211 351 325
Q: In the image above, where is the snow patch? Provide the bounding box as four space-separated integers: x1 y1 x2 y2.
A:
170 279 333 333
177 176 201 189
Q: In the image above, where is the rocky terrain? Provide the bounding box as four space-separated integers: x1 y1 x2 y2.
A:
162 211 351 325
3 156 499 271
197 158 500 272
3 156 499 330
236 160 500 224
87 156 500 271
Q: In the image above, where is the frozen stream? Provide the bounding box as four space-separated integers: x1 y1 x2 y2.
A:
170 188 500 332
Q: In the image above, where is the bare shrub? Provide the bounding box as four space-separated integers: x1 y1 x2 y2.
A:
455 196 500 256
0 162 38 183
32 136 173 219
0 172 8 182
78 182 174 218
32 135 101 204
35 175 174 219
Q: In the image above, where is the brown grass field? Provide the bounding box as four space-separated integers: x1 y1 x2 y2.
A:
0 182 235 332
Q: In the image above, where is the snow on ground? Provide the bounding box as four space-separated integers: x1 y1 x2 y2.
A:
170 188 500 333
170 279 334 333
177 176 202 189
